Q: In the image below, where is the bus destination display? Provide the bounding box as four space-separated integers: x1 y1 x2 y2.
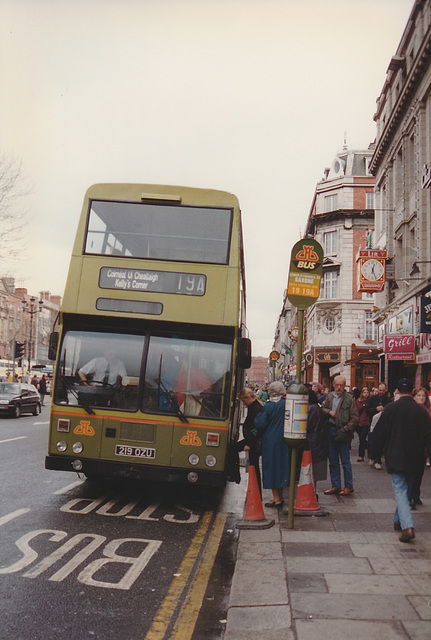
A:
99 267 207 296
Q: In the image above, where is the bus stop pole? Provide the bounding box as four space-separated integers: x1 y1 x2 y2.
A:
286 308 304 530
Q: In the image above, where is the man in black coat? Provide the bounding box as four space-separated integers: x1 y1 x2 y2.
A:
366 381 392 469
371 378 431 543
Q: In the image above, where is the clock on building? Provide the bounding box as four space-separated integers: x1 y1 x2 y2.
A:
357 249 387 293
361 258 385 281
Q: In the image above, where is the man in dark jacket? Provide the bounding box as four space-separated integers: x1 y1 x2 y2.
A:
321 376 359 495
366 382 392 469
371 378 431 543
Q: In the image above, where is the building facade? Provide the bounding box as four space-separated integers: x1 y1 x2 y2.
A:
302 147 378 391
246 356 270 388
272 298 298 384
0 277 61 370
371 0 431 390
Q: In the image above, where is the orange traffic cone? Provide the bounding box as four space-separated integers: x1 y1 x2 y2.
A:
294 450 325 515
236 465 275 529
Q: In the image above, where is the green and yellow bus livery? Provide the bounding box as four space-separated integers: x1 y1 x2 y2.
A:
45 184 250 486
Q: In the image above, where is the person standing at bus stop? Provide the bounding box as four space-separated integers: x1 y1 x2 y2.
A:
254 381 290 508
322 375 358 495
237 388 263 496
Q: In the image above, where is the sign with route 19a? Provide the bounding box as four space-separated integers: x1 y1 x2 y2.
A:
287 238 323 309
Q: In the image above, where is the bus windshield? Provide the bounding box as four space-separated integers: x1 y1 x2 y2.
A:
143 335 232 419
85 200 233 264
54 329 232 419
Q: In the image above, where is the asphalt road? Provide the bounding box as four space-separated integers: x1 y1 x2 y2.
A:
0 405 243 640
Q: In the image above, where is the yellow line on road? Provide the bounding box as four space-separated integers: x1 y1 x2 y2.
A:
144 510 226 640
144 511 213 639
170 512 226 639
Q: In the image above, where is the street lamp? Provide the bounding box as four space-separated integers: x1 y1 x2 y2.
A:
21 296 43 371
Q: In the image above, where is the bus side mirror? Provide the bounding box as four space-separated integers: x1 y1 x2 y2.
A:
238 337 252 369
48 332 59 361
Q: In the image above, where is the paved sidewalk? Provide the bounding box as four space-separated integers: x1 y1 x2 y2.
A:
225 444 431 640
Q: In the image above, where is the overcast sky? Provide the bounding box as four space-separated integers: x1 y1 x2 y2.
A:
0 0 414 356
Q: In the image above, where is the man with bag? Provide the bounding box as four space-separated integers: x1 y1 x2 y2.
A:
321 375 359 495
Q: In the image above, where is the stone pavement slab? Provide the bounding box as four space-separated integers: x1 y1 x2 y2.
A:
285 555 373 574
295 619 411 640
225 604 293 639
229 558 288 606
237 541 282 560
324 573 423 595
403 620 431 640
290 592 420 620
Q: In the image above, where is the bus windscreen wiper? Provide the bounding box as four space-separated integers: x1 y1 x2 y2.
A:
60 375 95 416
157 377 188 423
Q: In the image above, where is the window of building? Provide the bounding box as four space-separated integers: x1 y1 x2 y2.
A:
323 271 338 299
324 316 336 332
365 311 375 341
366 192 374 209
324 230 337 255
324 194 338 212
406 134 415 198
395 148 403 204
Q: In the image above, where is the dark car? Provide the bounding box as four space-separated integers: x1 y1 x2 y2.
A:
0 382 41 418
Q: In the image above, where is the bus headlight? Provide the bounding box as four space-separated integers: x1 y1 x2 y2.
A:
72 442 83 454
188 454 200 465
187 472 199 483
72 459 83 471
205 455 217 467
56 440 67 452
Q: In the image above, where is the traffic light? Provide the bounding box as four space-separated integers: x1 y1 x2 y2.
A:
14 341 26 360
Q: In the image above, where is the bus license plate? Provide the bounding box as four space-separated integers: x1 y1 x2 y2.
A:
115 445 156 459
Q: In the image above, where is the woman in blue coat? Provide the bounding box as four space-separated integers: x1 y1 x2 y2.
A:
254 381 290 507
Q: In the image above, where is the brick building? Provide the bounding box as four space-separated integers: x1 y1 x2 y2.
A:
246 356 269 388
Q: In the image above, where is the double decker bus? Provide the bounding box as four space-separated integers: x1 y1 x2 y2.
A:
45 184 251 486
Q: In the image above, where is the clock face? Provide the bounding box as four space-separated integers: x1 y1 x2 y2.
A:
361 258 384 281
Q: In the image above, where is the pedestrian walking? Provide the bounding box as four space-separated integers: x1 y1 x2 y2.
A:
371 378 431 542
366 381 392 469
321 375 359 495
38 374 47 406
410 386 431 508
254 381 290 508
356 387 371 461
237 388 263 496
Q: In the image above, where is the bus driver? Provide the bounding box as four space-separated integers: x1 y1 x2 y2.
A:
78 349 127 387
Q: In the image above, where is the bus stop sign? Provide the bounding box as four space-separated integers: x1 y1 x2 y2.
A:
287 238 323 309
